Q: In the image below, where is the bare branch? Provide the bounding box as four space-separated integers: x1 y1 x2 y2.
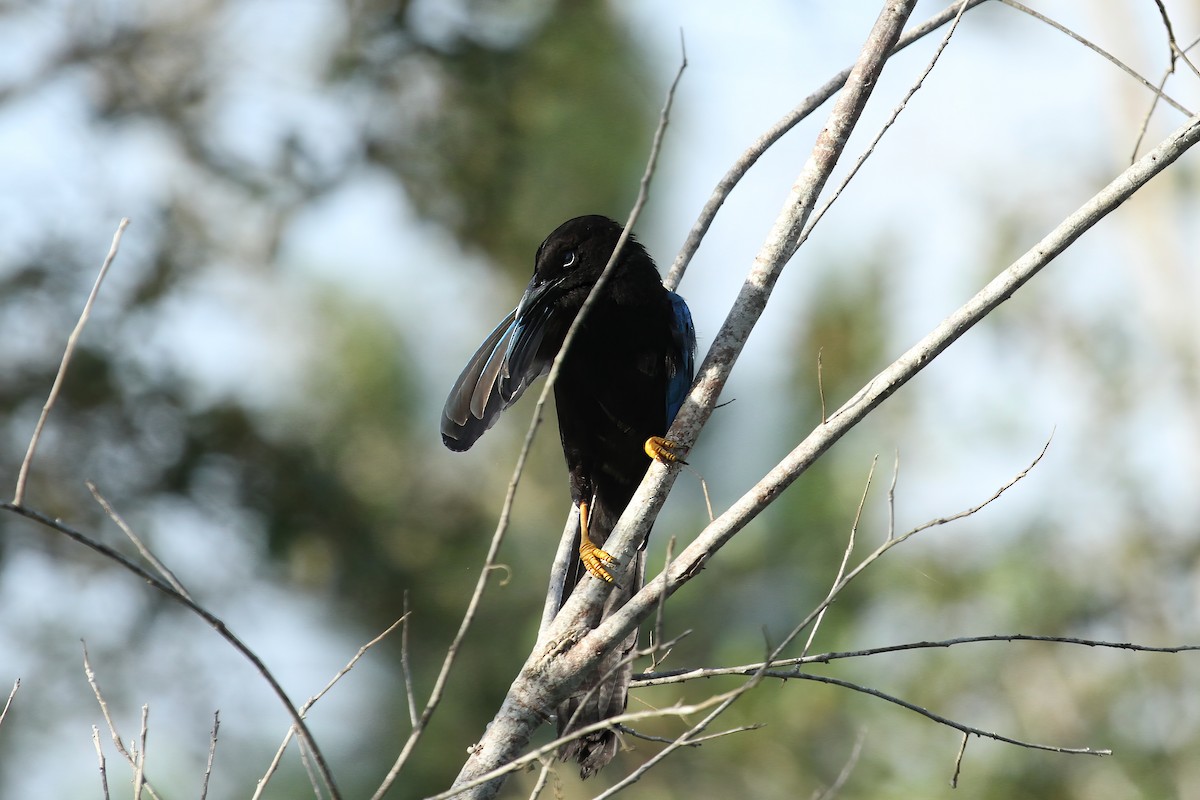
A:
951 732 969 789
92 726 111 800
0 679 18 733
14 218 129 506
636 633 1200 686
401 593 419 728
773 671 1110 757
802 456 876 657
615 721 763 746
133 704 148 800
201 711 220 800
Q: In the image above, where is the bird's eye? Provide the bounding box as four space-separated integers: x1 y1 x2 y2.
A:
561 250 577 269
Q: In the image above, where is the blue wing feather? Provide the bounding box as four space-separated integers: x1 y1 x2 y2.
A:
665 292 695 424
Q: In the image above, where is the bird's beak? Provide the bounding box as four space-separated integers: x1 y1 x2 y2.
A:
514 274 562 322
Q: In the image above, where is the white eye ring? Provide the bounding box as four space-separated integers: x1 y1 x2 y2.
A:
562 250 577 268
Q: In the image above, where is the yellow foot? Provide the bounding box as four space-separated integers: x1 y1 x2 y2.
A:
644 436 687 464
579 538 616 583
578 500 616 583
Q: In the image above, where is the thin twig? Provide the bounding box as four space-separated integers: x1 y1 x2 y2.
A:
886 450 899 541
778 670 1110 756
87 481 192 601
201 711 220 800
650 536 676 671
0 679 18 732
133 704 149 800
255 616 405 800
950 732 969 788
636 633 1200 686
615 721 763 746
525 758 555 800
401 593 419 728
92 726 111 800
817 348 826 423
82 641 159 800
999 0 1192 116
14 218 129 506
803 456 876 658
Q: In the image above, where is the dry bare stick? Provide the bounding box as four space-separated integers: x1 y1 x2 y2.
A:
950 732 969 788
450 5 920 794
780 670 1109 757
802 456 876 659
0 506 341 799
13 217 129 506
255 616 405 800
649 535 676 671
82 642 162 800
616 722 763 747
201 711 220 800
92 726 111 800
0 679 18 732
639 633 1200 684
133 704 149 800
87 481 192 601
525 758 555 800
665 0 994 291
401 593 419 728
998 0 1192 116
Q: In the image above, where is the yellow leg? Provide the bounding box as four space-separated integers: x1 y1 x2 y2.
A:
644 435 687 464
578 500 616 583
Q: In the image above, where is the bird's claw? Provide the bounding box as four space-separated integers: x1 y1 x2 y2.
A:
644 436 687 464
579 539 616 584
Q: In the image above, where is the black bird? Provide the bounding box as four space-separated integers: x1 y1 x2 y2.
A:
441 215 695 776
